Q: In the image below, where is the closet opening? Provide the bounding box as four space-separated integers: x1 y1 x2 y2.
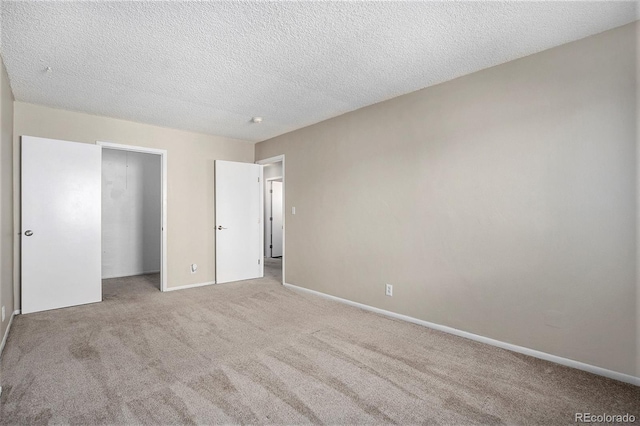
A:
99 142 167 292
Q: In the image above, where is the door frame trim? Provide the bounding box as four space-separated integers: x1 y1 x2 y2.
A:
97 141 168 292
256 155 285 285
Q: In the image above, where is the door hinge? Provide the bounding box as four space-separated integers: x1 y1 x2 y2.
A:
270 245 273 249
258 259 261 264
270 189 273 193
258 177 260 182
269 217 273 221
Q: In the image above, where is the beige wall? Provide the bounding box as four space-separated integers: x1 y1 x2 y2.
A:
0 57 14 346
13 102 254 303
257 23 639 377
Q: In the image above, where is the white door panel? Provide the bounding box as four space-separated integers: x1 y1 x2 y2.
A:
271 181 283 257
215 160 263 284
22 136 102 314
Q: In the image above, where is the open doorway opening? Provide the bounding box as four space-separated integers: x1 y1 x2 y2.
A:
257 156 285 284
267 179 283 258
98 142 167 293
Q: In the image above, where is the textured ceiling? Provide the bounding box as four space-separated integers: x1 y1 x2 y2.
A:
1 1 638 143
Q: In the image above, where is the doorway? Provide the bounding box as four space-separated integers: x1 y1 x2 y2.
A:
257 156 285 284
98 142 167 292
267 179 283 258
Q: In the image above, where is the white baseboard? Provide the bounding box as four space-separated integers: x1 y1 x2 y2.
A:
283 283 640 387
0 309 19 361
164 280 216 292
102 270 161 280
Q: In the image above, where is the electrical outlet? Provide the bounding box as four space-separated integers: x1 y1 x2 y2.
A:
385 284 393 297
1 306 4 321
190 264 198 274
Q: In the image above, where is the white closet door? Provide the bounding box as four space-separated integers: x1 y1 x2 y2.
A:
21 136 102 314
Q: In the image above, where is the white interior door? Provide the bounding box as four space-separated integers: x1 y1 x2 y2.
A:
22 136 102 314
215 160 263 284
271 181 283 257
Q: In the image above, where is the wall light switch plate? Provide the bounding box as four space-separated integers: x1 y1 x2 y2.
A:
191 264 198 274
292 207 296 215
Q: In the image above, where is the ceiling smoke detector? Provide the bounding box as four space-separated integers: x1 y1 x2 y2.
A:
250 116 263 124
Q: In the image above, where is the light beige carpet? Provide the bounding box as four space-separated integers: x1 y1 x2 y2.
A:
0 259 638 425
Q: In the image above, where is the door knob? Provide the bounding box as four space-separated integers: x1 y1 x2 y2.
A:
217 226 227 230
24 230 33 236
